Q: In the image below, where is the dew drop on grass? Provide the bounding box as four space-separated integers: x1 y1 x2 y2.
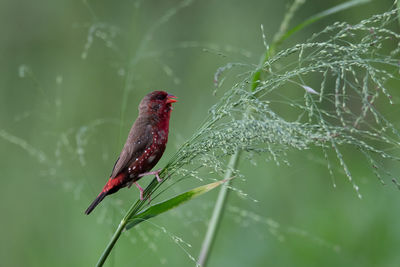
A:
56 75 63 85
18 64 28 78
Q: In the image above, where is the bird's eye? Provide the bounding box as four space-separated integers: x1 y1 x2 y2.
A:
155 94 166 100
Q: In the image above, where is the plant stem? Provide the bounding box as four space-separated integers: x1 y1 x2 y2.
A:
96 189 150 267
96 219 126 267
197 149 241 266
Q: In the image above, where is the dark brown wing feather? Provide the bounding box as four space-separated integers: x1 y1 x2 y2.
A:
110 117 153 178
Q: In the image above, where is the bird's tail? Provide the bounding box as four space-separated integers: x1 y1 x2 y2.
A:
85 173 126 215
85 191 107 215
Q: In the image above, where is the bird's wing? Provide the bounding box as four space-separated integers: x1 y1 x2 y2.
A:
110 122 153 178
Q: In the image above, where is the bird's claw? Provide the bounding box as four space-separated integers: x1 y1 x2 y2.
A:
155 172 162 183
134 182 144 201
138 169 163 183
134 169 163 203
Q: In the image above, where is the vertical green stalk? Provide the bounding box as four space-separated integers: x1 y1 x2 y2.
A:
397 0 400 26
96 180 156 267
96 201 139 267
96 220 125 267
197 16 272 267
197 150 240 266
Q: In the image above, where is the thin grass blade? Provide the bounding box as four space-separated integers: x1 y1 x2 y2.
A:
397 0 400 26
278 0 371 44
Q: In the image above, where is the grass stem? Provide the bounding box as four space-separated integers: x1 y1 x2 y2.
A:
197 150 240 266
96 218 127 266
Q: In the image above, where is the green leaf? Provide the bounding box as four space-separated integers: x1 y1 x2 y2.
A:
125 178 231 230
277 0 371 45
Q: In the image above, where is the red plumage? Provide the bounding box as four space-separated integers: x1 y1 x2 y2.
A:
85 91 177 215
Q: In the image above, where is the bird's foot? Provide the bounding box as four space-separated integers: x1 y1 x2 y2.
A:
134 182 144 201
138 169 163 183
155 171 162 183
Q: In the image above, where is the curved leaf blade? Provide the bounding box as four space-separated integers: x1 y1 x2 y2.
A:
278 0 371 45
125 178 231 230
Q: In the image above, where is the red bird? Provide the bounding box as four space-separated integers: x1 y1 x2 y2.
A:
85 91 177 215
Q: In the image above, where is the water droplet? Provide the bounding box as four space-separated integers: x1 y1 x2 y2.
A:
56 75 63 85
118 68 125 76
18 65 28 78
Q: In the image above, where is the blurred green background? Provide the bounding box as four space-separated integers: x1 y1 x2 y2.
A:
1 0 400 266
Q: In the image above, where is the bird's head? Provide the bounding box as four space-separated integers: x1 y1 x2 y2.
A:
139 91 177 121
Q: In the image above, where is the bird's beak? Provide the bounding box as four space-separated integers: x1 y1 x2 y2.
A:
166 94 178 104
